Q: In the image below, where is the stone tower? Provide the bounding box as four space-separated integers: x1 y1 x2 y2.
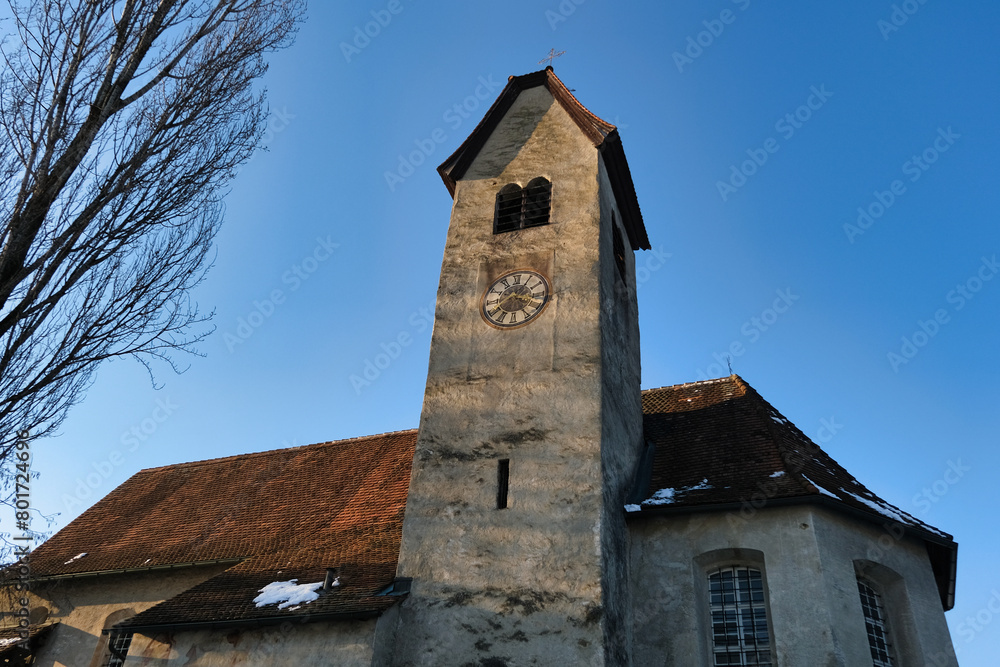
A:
385 68 650 666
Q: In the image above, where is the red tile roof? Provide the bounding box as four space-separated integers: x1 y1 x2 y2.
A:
28 430 416 629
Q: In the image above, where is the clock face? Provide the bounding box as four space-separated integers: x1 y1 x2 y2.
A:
481 270 550 329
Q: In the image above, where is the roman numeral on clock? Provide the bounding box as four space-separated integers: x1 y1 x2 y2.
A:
482 270 549 328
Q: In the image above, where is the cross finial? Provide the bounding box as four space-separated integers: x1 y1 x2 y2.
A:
538 48 566 68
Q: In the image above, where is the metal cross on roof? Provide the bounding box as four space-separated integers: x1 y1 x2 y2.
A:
538 49 566 67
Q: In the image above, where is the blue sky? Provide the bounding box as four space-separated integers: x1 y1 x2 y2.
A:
7 1 1000 662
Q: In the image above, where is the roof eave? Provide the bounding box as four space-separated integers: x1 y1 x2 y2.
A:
599 130 650 250
625 494 957 610
19 558 244 584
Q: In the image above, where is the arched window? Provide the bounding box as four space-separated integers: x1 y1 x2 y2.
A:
857 578 895 667
708 566 773 666
494 183 523 233
493 178 551 233
89 609 134 667
523 177 551 228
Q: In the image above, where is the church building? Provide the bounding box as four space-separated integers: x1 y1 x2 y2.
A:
1 68 958 666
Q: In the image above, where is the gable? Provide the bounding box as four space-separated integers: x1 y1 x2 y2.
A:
437 68 649 251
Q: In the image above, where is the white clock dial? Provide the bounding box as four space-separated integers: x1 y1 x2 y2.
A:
481 270 550 329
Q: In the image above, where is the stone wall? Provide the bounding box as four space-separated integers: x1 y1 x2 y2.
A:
20 564 230 666
629 504 958 666
123 618 378 666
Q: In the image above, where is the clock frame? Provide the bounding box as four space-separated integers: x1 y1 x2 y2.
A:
480 269 550 329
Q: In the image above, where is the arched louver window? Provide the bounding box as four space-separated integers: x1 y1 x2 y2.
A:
494 178 551 233
495 183 523 233
523 177 551 228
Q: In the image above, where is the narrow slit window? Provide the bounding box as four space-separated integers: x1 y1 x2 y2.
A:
612 216 627 284
496 459 510 509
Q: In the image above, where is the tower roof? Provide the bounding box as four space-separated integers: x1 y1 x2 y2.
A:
437 67 650 251
630 375 957 610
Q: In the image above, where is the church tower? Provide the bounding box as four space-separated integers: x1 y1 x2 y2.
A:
386 68 650 666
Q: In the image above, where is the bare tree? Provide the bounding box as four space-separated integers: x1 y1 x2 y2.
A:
0 0 305 462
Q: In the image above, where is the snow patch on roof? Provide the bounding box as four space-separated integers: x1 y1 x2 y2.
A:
641 479 712 506
769 471 786 478
644 487 676 505
64 552 87 565
838 488 947 536
253 579 327 610
803 476 838 499
802 479 947 538
0 636 22 647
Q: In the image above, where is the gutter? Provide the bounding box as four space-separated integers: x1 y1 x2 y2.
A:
21 558 244 584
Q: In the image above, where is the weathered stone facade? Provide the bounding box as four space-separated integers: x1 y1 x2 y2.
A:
389 82 644 666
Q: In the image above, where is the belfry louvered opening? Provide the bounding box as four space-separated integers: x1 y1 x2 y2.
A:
494 178 551 233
